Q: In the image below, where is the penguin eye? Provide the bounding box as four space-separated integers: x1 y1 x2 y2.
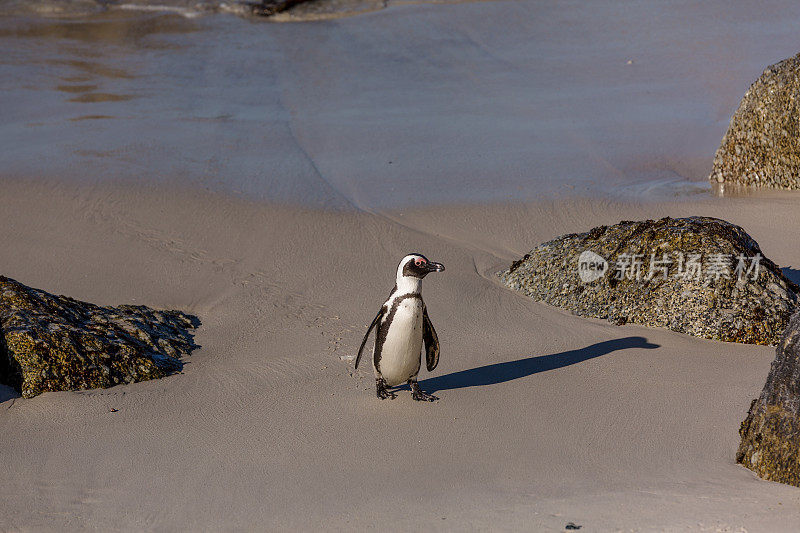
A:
415 258 425 267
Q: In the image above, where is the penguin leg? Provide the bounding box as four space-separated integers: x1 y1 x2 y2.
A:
409 379 438 402
375 377 396 400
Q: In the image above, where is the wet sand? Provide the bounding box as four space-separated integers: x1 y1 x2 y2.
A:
2 1 800 208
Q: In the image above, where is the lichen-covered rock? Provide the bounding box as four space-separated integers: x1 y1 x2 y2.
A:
709 53 800 189
499 217 798 345
737 310 800 485
0 276 199 398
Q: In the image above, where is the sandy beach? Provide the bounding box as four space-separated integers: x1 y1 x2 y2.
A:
2 181 800 531
4 1 800 531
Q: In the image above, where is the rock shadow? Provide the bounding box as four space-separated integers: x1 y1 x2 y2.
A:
781 267 800 286
0 384 21 403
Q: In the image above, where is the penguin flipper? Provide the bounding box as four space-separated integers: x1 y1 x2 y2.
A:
355 308 384 369
422 306 439 372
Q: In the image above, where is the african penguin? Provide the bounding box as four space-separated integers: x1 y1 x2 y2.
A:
355 253 444 401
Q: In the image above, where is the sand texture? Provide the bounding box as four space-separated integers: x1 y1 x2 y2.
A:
2 181 800 530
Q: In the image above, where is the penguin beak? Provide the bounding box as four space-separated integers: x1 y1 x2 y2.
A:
427 261 445 273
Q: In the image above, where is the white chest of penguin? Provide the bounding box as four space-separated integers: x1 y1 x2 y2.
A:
379 298 424 386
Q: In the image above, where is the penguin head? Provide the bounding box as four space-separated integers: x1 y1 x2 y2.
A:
396 253 445 283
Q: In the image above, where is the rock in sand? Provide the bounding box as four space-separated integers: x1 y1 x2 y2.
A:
709 53 800 189
738 309 800 486
0 275 199 398
499 216 798 345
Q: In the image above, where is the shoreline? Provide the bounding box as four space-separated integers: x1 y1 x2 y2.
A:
6 0 800 210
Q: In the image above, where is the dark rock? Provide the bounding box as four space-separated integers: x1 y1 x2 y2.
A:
498 217 798 345
243 0 308 16
710 53 800 189
737 310 800 485
0 275 199 399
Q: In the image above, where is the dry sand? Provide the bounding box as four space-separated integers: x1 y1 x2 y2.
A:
2 178 800 531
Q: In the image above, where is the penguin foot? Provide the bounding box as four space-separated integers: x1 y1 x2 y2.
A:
411 390 438 402
409 380 438 402
376 378 396 400
377 388 397 400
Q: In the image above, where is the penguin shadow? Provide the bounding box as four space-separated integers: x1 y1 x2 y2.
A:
781 267 800 286
411 336 660 394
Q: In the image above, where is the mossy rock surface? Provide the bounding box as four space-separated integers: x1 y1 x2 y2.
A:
737 310 800 486
499 216 798 345
0 275 199 398
709 53 800 189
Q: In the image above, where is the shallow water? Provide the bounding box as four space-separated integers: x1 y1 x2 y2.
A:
2 0 800 209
